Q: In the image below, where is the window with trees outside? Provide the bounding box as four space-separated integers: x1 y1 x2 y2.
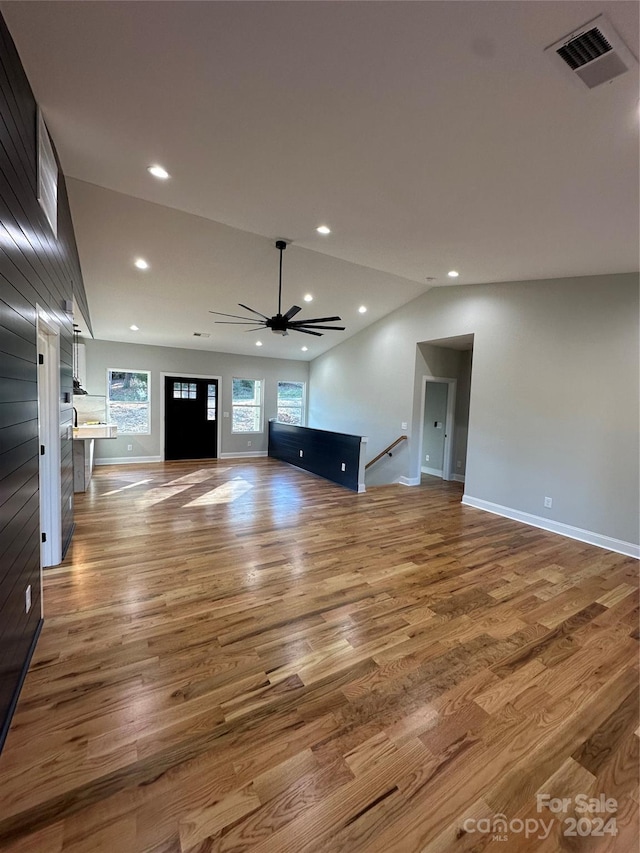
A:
277 381 306 426
107 369 151 434
232 378 263 433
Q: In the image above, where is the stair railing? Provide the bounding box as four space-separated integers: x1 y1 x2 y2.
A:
365 435 408 470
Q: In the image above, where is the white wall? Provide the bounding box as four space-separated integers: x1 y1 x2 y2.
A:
84 339 309 460
309 273 639 549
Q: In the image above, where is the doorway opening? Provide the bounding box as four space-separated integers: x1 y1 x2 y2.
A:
37 306 62 571
162 373 221 461
414 335 474 487
420 377 457 481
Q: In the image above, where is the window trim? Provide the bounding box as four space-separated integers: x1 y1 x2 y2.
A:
231 377 264 434
106 368 151 436
276 380 307 427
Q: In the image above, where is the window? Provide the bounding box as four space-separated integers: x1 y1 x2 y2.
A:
232 378 263 432
173 381 196 399
277 381 306 426
107 369 150 434
207 383 217 421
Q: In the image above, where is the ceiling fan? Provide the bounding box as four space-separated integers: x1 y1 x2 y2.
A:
210 240 345 337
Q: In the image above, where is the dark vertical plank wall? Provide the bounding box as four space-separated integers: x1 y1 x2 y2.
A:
0 13 89 750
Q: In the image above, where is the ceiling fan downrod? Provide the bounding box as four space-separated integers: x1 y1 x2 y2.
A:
275 239 287 317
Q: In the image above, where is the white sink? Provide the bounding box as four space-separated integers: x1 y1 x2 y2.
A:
73 424 118 439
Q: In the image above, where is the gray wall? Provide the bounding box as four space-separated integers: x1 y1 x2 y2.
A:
84 339 308 459
309 273 640 547
0 10 90 750
422 382 448 472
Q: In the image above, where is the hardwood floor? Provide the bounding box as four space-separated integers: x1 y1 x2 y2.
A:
0 458 637 852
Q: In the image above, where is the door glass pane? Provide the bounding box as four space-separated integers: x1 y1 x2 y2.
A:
207 383 216 420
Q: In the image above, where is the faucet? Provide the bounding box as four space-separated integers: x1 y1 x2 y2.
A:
73 406 78 427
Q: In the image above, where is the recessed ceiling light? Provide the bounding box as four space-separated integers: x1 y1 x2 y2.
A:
147 164 170 180
316 225 331 235
301 346 308 352
255 341 263 347
303 294 313 302
134 258 149 270
129 324 139 331
358 305 367 313
447 270 459 278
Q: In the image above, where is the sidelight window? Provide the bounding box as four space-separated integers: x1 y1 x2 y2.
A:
232 378 263 433
207 384 217 421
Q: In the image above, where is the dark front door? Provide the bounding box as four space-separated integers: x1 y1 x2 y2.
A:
164 377 218 460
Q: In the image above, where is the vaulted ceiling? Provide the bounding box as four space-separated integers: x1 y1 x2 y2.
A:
2 1 638 359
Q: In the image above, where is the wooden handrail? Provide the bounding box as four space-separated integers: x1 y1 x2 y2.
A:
365 435 407 470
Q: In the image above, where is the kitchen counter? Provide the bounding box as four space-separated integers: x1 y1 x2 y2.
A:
73 424 117 491
73 424 118 440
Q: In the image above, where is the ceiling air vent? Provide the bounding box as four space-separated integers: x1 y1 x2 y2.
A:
545 14 637 89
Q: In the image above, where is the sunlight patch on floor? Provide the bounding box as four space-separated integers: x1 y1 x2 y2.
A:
167 468 230 485
184 477 253 506
138 484 193 507
102 479 154 497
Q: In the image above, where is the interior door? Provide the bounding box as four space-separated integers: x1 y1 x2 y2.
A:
164 377 218 460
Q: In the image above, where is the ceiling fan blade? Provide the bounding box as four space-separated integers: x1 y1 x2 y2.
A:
214 320 267 325
292 327 323 336
244 327 268 332
291 324 345 331
288 315 342 325
238 303 270 320
283 305 302 320
209 310 263 321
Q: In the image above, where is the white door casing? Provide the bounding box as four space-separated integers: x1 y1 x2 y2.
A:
37 306 62 573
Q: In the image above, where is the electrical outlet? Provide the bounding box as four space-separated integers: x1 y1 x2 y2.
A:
457 460 462 469
425 454 430 462
25 585 31 614
341 463 346 471
299 450 304 457
401 422 408 430
223 411 229 418
127 444 133 451
247 440 251 447
544 496 552 508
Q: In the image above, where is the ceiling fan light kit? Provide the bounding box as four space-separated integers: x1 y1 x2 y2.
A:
210 240 345 338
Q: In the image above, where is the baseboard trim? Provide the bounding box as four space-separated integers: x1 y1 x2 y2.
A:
219 451 268 459
0 618 43 754
398 476 420 486
95 456 162 465
421 466 444 477
461 495 639 559
453 474 465 483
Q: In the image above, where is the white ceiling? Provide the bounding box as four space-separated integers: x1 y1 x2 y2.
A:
2 1 639 360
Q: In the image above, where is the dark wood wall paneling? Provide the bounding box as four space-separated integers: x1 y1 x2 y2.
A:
0 13 90 751
268 421 362 491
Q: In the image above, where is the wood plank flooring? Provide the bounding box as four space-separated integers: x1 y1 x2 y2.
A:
0 458 637 852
